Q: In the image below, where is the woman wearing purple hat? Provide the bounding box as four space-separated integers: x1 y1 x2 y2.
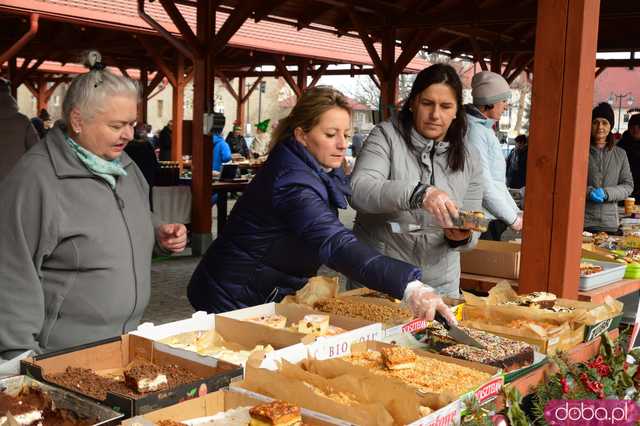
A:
585 102 633 233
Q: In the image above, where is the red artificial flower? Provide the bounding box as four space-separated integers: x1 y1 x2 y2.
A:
588 356 611 377
560 377 570 394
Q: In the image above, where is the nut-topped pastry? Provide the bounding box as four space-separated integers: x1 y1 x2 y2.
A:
424 322 534 372
516 291 557 309
249 400 302 426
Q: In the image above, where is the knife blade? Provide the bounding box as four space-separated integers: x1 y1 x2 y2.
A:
433 311 486 350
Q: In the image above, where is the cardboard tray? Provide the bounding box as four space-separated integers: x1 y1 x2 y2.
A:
20 334 242 418
580 258 627 290
131 311 308 369
217 302 384 351
233 340 503 426
122 388 337 426
0 375 123 426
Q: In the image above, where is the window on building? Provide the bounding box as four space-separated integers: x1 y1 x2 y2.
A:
157 99 163 118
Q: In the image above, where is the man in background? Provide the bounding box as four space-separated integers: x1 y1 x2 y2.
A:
0 78 39 181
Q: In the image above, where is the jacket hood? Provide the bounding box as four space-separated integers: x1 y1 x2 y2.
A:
0 92 19 119
464 103 495 129
45 123 133 179
281 138 352 209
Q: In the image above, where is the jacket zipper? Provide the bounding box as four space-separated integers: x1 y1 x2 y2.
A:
109 185 139 335
429 145 436 186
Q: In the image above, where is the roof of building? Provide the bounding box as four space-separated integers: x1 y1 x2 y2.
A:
0 0 428 72
594 67 640 110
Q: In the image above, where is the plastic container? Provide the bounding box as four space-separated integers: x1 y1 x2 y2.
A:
624 262 640 279
579 258 627 291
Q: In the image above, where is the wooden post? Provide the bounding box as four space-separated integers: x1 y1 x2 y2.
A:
139 67 148 123
298 61 308 92
8 57 18 100
191 0 214 253
171 55 185 162
519 0 600 298
380 28 397 119
236 76 246 128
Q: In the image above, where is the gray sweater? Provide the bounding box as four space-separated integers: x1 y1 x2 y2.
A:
585 144 634 232
0 126 157 359
350 120 483 297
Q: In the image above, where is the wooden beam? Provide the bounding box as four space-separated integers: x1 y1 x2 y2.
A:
118 66 132 80
470 37 488 71
506 56 533 83
595 66 607 78
392 29 428 77
370 74 381 89
190 0 214 248
519 0 600 298
211 2 255 57
298 60 309 91
137 36 177 87
309 64 328 88
137 0 194 60
22 80 38 98
236 76 246 128
146 72 165 97
159 0 203 57
216 71 239 100
252 0 280 22
139 67 148 123
241 76 263 104
15 58 43 86
380 28 397 119
273 55 301 97
171 54 185 161
349 12 386 80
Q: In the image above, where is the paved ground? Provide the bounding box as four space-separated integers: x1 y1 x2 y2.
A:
141 202 357 325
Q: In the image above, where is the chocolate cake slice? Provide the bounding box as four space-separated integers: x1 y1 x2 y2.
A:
424 322 534 372
0 387 94 426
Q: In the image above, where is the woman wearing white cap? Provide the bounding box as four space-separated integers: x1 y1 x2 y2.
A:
464 71 521 240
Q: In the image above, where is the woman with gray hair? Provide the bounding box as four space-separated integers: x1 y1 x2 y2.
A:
0 51 187 361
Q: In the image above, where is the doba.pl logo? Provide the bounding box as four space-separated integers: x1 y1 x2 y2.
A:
545 400 640 425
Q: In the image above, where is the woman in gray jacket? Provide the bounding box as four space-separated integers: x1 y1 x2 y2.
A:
0 51 187 361
350 64 483 297
585 102 633 233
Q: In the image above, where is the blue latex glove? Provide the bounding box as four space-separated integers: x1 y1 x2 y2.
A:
589 188 605 203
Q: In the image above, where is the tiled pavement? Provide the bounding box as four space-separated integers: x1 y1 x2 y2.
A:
141 203 356 326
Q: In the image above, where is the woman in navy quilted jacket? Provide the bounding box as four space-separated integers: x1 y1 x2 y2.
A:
188 87 456 324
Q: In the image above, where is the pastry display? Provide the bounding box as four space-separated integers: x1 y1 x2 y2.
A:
124 360 168 393
423 322 534 372
345 349 491 395
247 314 288 329
380 347 416 370
249 400 302 426
313 298 412 324
46 363 200 400
0 386 94 426
580 262 604 276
